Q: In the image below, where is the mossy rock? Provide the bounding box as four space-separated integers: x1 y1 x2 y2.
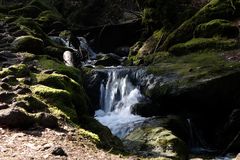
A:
17 95 49 113
34 73 89 114
194 19 239 38
31 84 79 121
124 126 188 160
37 55 82 82
8 5 42 18
160 0 240 50
128 28 169 65
12 17 47 40
169 38 237 56
80 116 123 150
43 45 66 60
0 64 29 78
12 35 44 54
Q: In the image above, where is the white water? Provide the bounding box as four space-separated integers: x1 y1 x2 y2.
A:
95 70 146 138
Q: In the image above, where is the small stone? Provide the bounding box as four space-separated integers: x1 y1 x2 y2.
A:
51 147 67 157
1 75 18 84
12 101 28 109
0 82 11 90
0 91 16 103
41 143 53 151
23 77 32 85
15 87 32 94
0 103 9 110
42 69 55 74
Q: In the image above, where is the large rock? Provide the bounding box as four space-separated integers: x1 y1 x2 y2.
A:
124 125 188 160
95 53 121 66
0 108 34 128
12 35 44 54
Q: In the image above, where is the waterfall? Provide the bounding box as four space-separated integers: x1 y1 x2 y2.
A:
95 69 146 138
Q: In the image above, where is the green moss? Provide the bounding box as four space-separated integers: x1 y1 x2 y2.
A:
169 38 237 56
160 0 240 50
147 50 240 85
129 28 169 64
12 35 44 54
35 73 88 111
0 64 29 78
37 55 82 82
78 128 100 144
12 17 47 40
81 116 123 150
43 45 67 60
31 84 79 121
17 95 49 113
124 127 187 160
194 19 239 38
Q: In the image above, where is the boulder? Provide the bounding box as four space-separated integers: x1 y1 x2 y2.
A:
124 126 188 160
35 112 58 128
0 108 34 128
95 53 121 66
12 35 44 54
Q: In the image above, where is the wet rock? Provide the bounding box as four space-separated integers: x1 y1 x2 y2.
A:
0 108 34 128
51 147 67 157
35 113 58 128
0 91 16 103
95 53 121 66
0 103 9 110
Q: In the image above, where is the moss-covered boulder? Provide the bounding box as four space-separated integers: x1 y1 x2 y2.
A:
124 126 188 160
160 0 240 50
0 64 29 78
194 19 239 38
169 38 237 56
12 35 44 54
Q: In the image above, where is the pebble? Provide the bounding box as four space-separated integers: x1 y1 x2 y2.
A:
0 82 11 90
51 147 68 157
0 103 9 110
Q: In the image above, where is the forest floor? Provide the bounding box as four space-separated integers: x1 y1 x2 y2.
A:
0 124 137 160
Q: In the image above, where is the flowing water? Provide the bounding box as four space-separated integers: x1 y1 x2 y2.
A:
94 69 146 138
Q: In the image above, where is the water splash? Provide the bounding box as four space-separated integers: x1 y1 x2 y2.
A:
95 69 146 138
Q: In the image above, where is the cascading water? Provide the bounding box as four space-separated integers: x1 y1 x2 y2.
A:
95 69 146 138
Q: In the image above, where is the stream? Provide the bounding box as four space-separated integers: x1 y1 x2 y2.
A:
60 36 238 159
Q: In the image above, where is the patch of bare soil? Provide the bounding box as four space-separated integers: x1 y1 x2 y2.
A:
0 125 136 160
